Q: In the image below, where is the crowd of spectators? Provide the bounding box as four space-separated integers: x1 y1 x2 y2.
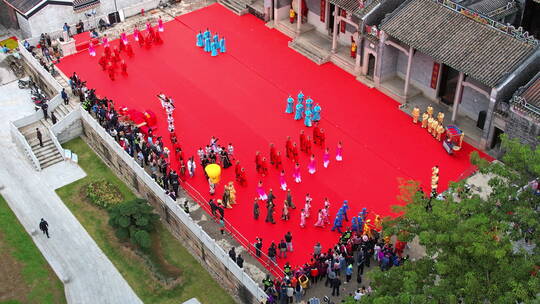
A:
260 227 406 303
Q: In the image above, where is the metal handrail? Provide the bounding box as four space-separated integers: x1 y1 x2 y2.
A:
181 181 286 278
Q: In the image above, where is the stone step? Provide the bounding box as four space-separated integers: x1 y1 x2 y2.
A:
40 154 64 169
219 0 248 15
331 54 356 75
30 140 55 151
289 41 328 65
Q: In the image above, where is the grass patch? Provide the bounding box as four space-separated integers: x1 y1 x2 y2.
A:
0 195 66 304
56 137 235 304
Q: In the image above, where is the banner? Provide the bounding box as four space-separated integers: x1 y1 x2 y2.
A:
320 0 326 22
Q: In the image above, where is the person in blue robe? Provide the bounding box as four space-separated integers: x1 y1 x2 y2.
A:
285 95 294 113
196 31 204 47
331 212 343 233
294 102 304 120
297 91 304 104
213 33 219 45
204 37 211 52
304 109 313 127
351 217 359 234
211 41 218 56
360 207 368 222
312 103 321 121
341 200 349 221
219 37 226 53
203 28 210 39
305 97 313 112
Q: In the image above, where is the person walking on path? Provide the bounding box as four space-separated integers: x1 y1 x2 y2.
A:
36 128 43 147
39 218 49 238
331 277 342 296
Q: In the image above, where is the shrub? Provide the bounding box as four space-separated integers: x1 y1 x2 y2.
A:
108 198 159 249
86 179 124 209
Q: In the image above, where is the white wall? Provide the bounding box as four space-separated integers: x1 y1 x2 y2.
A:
16 12 32 38
24 0 155 39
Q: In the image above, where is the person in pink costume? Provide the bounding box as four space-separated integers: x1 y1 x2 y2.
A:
88 41 96 56
323 197 331 224
102 35 110 47
256 180 268 200
120 32 128 45
314 209 325 227
300 209 307 228
323 147 330 168
133 27 140 41
308 154 316 174
293 162 301 183
335 141 343 161
158 16 164 32
304 193 312 218
279 170 287 191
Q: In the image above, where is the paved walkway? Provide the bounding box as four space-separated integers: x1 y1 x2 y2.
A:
0 80 142 304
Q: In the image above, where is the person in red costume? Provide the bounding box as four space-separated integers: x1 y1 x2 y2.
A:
260 157 269 177
236 167 247 186
138 34 145 47
154 31 163 44
255 151 262 173
299 130 306 152
313 123 321 145
104 45 111 58
269 143 277 165
274 151 283 169
285 136 293 159
121 60 128 76
107 62 115 81
98 55 107 71
292 142 299 163
318 128 326 147
119 39 126 52
126 43 134 57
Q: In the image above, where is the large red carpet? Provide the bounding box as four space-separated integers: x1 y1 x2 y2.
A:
58 4 489 274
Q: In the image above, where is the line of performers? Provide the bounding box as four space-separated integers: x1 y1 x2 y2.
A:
97 41 131 81
411 105 446 141
196 29 227 57
285 92 322 127
132 18 164 48
157 93 176 133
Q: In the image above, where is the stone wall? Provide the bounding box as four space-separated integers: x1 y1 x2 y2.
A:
79 117 261 304
506 109 540 148
396 50 436 99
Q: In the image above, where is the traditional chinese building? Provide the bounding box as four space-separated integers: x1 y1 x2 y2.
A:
376 0 540 151
0 0 158 38
506 72 540 150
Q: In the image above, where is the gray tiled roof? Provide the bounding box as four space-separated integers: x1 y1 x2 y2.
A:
468 0 509 14
380 0 537 87
354 0 381 18
2 0 42 14
521 73 540 107
328 0 360 12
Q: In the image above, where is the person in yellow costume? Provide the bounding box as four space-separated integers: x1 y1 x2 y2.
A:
289 8 296 23
436 124 445 141
421 112 429 128
431 120 439 137
412 107 420 124
228 181 237 205
427 116 434 133
437 112 444 124
374 214 382 231
431 174 439 191
432 165 439 176
350 38 357 59
362 219 372 238
426 105 434 118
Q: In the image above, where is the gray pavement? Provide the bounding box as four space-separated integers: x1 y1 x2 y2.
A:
0 80 142 304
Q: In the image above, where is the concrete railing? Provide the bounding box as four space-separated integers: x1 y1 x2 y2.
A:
10 122 41 171
79 108 268 302
18 41 63 92
51 107 81 138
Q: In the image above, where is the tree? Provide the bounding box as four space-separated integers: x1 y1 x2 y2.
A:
354 135 540 304
108 198 159 249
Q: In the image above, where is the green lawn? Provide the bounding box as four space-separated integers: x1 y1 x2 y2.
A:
0 196 66 304
56 137 235 304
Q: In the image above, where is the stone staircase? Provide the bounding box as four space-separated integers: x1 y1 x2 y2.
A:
289 40 329 65
218 0 249 15
331 53 356 76
21 120 64 169
18 71 77 170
